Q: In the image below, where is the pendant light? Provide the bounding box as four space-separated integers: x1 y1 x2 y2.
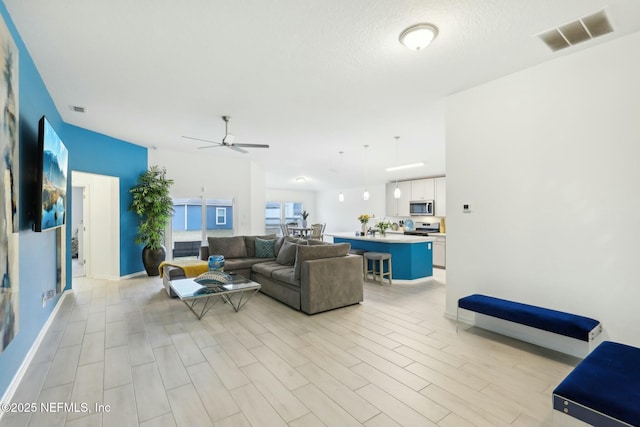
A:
393 136 401 199
363 145 370 201
338 151 345 202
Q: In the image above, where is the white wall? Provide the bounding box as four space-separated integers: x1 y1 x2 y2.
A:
446 32 640 345
316 184 386 234
149 149 265 235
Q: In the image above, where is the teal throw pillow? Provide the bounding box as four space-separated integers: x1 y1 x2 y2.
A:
255 238 276 258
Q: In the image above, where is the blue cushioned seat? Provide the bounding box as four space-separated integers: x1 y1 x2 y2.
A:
553 341 640 426
458 294 600 341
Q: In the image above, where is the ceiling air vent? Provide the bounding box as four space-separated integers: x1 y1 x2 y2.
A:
538 9 613 52
71 105 86 113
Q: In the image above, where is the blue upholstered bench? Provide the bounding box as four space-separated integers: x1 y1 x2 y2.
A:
553 341 640 427
458 294 602 358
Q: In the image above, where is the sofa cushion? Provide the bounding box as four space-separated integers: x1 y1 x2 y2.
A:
276 240 300 266
271 267 300 287
307 239 329 246
285 236 307 244
255 238 276 258
244 234 277 257
224 257 273 271
294 243 351 280
208 236 247 259
251 261 291 277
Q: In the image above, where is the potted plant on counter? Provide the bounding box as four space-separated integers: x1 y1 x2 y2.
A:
129 166 174 276
357 214 371 235
376 219 391 236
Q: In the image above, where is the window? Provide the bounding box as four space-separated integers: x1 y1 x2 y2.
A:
265 201 304 236
215 207 226 225
205 200 232 237
171 197 234 259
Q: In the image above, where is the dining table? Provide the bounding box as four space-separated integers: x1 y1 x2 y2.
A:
288 226 311 237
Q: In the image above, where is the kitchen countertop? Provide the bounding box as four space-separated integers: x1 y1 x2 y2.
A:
382 230 446 237
326 232 434 243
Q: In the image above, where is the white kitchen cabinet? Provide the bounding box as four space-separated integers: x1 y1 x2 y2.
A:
433 235 446 268
435 177 446 217
385 181 411 217
410 178 435 201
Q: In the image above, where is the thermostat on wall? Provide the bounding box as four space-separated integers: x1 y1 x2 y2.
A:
463 203 472 213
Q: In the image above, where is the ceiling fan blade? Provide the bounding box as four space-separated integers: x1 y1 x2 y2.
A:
182 135 222 145
197 144 224 149
233 143 270 149
228 145 248 154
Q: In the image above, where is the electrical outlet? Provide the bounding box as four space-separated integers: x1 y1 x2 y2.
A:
42 289 56 307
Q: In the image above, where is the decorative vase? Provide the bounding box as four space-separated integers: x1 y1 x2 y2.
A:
142 245 167 276
208 255 225 272
302 220 308 228
361 222 367 235
380 228 386 237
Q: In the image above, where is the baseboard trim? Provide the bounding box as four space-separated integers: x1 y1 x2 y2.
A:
120 270 147 280
0 290 72 422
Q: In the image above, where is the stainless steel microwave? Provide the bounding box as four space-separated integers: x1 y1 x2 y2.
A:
410 200 434 216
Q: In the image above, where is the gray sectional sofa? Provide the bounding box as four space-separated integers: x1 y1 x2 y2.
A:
163 234 364 314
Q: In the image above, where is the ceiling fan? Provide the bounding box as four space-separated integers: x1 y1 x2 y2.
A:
182 116 270 154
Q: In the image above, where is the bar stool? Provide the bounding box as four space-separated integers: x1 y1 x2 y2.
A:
363 252 392 285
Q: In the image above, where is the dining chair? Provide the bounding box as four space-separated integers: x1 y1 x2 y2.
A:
309 223 325 240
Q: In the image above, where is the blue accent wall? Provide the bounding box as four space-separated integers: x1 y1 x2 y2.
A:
0 0 147 398
62 124 147 276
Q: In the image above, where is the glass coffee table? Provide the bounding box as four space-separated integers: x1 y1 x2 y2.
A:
169 275 261 319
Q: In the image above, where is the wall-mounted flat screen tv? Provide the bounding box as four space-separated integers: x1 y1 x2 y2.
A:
34 116 69 232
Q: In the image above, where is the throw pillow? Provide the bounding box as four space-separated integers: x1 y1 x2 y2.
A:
276 240 299 266
294 243 350 280
208 236 247 259
255 238 276 258
274 236 285 255
244 234 277 257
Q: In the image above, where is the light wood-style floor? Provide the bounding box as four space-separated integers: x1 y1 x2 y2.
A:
0 269 579 427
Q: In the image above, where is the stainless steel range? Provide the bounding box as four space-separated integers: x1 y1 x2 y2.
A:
404 222 440 236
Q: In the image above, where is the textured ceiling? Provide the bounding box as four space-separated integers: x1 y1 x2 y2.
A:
6 0 640 190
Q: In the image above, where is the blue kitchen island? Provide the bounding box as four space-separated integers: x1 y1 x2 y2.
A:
327 232 434 281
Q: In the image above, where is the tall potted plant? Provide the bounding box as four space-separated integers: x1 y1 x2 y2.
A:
129 166 174 276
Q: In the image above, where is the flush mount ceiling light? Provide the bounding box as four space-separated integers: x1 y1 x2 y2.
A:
399 23 439 51
295 176 306 183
